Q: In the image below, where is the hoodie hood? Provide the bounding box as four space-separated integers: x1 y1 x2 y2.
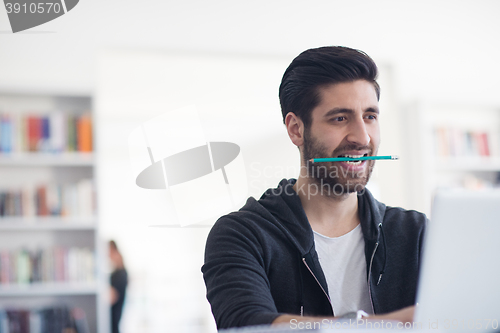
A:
241 178 386 258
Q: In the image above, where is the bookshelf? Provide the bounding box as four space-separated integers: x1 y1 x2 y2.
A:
0 152 94 166
0 93 106 333
0 283 99 296
0 217 96 230
404 101 500 216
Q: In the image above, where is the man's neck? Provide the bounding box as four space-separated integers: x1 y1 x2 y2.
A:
293 176 360 238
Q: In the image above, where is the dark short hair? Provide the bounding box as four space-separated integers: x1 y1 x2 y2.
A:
279 46 380 128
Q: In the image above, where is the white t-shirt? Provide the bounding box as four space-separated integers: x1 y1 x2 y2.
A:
313 224 373 316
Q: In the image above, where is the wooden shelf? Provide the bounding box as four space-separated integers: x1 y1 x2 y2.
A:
0 282 98 296
0 153 94 166
0 217 97 230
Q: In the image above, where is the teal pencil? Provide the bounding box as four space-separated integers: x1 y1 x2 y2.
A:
309 155 399 163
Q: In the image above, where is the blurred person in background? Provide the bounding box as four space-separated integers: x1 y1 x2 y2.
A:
109 240 128 333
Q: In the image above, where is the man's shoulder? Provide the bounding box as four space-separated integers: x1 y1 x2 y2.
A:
384 205 427 221
208 195 276 237
212 178 297 228
358 188 427 230
383 205 428 231
212 197 260 226
204 193 296 259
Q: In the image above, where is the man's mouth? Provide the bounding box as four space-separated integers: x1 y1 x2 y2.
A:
336 153 368 165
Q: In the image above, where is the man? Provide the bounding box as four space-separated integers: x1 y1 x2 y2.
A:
202 46 426 329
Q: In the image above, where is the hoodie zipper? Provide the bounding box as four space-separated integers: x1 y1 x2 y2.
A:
302 257 333 314
301 223 384 316
367 222 386 315
367 241 378 314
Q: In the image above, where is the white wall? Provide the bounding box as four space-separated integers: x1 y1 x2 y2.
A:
1 0 500 104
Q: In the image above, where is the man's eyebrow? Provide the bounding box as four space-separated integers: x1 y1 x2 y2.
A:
323 106 379 118
365 107 379 114
323 108 354 118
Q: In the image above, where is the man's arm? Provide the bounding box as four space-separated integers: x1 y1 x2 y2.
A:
202 217 282 329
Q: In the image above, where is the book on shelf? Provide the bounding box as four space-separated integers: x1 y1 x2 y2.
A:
0 115 12 153
77 114 92 153
434 126 496 158
0 306 89 333
0 246 95 285
0 112 93 154
0 180 95 219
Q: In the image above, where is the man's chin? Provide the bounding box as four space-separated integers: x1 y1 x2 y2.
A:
312 178 368 195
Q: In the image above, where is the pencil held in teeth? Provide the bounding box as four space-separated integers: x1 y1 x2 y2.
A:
308 155 399 163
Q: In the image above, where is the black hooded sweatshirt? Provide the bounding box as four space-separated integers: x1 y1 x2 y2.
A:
202 179 427 329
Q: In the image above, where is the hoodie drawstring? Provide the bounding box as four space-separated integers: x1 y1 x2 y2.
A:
377 223 387 286
298 254 304 316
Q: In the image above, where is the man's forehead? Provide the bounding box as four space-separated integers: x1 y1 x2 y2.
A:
318 80 377 98
314 80 379 112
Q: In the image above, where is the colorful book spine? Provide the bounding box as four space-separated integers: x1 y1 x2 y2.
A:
40 116 50 152
36 186 48 216
0 306 89 333
28 116 38 152
77 113 92 152
0 180 95 218
0 246 95 285
0 112 93 153
50 112 65 153
67 114 77 152
434 127 494 158
0 251 9 284
0 116 12 153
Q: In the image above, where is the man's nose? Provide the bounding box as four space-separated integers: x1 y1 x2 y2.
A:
346 116 370 146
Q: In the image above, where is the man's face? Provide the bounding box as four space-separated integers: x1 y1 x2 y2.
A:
302 80 380 195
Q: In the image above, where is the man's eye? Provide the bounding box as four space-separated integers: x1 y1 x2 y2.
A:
366 115 377 120
332 116 345 122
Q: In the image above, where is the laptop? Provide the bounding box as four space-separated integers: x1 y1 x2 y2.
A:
414 189 500 332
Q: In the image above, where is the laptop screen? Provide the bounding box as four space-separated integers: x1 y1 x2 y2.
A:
415 189 500 332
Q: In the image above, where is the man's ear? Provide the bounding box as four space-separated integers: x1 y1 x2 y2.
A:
285 112 304 148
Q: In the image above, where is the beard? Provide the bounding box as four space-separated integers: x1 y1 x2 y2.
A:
302 127 376 196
